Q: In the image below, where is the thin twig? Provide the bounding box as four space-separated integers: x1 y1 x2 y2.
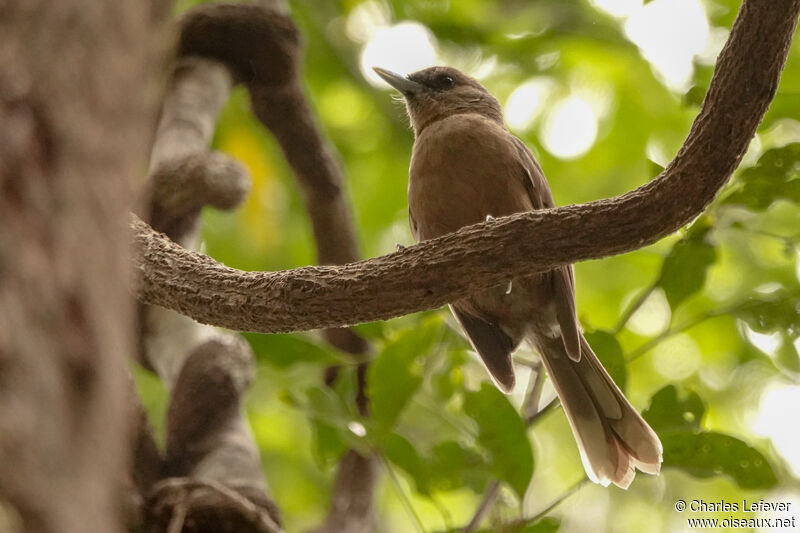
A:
613 281 659 334
613 222 800 337
626 290 799 364
737 226 800 249
152 478 285 533
460 481 501 533
525 397 561 426
461 364 551 532
523 362 545 422
379 454 427 533
500 478 588 532
432 496 454 531
167 501 188 533
626 315 711 364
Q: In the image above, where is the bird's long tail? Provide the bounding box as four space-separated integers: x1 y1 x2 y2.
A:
534 334 662 489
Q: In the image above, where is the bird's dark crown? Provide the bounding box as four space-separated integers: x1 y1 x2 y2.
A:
396 66 503 135
406 66 488 94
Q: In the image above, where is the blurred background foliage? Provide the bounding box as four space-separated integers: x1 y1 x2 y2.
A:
137 0 800 531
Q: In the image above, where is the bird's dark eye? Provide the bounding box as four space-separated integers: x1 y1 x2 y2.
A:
438 75 455 89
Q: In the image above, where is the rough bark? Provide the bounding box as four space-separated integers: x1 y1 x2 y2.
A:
139 56 245 385
173 7 378 531
145 56 249 246
136 43 279 531
176 2 369 357
0 1 161 533
151 339 283 533
147 478 283 533
132 0 800 334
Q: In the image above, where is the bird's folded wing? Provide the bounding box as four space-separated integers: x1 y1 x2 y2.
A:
510 135 582 360
450 304 516 393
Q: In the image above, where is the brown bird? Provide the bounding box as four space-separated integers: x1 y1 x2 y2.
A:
374 65 662 489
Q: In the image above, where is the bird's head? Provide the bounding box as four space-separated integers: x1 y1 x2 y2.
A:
373 66 503 135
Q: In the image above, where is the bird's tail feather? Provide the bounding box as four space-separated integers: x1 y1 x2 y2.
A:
534 334 662 489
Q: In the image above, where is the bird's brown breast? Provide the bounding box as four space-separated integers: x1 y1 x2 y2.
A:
407 113 551 341
408 113 533 242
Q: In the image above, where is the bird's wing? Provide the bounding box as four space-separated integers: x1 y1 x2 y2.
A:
450 303 516 393
509 135 556 210
509 135 582 361
409 208 420 241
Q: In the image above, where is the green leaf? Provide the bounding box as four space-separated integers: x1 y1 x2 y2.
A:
657 219 717 310
305 385 352 423
291 385 368 462
310 420 348 467
368 320 441 436
433 369 456 400
723 143 800 211
464 383 534 498
642 385 706 433
643 387 780 490
733 290 800 333
648 158 666 176
383 433 430 495
683 85 707 107
775 334 800 375
244 332 343 368
428 440 491 493
445 516 560 533
351 321 387 341
644 385 778 490
662 432 778 490
498 517 561 533
762 92 800 129
432 348 469 400
584 330 627 392
518 519 561 533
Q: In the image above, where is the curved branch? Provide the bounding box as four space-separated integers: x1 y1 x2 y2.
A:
173 7 378 533
148 478 284 533
137 34 278 531
149 150 250 240
177 3 369 356
310 451 380 533
133 0 800 334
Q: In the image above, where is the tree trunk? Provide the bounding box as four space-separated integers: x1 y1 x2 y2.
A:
0 2 163 532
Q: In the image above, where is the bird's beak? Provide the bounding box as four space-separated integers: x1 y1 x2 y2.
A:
373 67 423 95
